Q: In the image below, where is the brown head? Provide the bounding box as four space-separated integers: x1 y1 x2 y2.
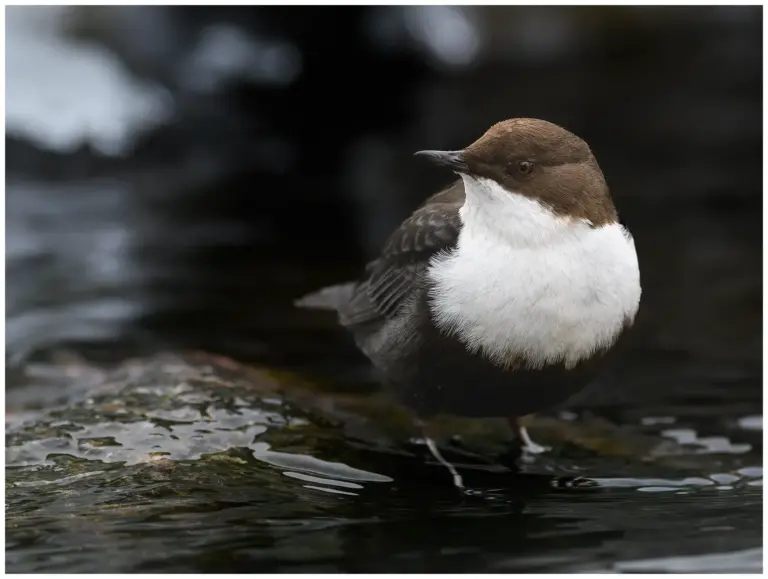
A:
415 118 617 227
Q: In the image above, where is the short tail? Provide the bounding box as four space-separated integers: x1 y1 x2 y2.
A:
294 282 356 311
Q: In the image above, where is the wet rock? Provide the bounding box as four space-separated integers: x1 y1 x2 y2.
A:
7 352 758 477
7 351 762 573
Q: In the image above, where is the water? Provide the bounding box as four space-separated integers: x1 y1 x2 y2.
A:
5 6 761 573
5 203 762 573
5 346 763 573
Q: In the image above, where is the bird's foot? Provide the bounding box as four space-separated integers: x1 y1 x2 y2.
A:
508 417 551 456
414 420 471 492
518 425 551 455
422 435 466 490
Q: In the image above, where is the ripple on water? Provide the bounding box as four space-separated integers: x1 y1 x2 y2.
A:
640 416 676 426
5 352 762 574
593 470 763 494
6 402 277 467
660 428 752 454
710 473 741 484
10 469 106 488
251 440 393 496
736 466 762 477
613 546 763 573
737 415 762 431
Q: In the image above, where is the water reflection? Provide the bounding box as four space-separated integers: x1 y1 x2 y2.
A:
5 350 763 573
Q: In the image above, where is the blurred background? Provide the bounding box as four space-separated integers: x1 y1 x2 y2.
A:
6 5 762 404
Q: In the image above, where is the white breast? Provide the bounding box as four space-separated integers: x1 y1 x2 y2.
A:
427 175 641 369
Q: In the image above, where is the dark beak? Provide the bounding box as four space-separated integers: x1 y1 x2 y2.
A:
414 149 469 173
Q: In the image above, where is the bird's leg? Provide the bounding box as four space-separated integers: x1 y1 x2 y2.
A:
509 416 551 455
415 419 465 490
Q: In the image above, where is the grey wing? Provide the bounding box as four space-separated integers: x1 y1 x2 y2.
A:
339 187 463 328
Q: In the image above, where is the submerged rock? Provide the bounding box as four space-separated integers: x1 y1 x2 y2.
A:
6 351 762 573
7 351 757 475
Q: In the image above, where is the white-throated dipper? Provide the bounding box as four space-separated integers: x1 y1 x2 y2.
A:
297 118 641 481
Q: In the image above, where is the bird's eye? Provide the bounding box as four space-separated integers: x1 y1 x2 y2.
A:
517 160 534 175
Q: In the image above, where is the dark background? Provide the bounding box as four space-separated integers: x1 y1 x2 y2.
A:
6 6 762 408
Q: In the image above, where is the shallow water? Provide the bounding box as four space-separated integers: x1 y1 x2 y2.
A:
5 335 763 573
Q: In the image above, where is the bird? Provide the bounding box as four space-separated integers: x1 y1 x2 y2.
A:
297 118 642 487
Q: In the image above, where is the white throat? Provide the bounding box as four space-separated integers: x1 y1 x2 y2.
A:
427 175 641 369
